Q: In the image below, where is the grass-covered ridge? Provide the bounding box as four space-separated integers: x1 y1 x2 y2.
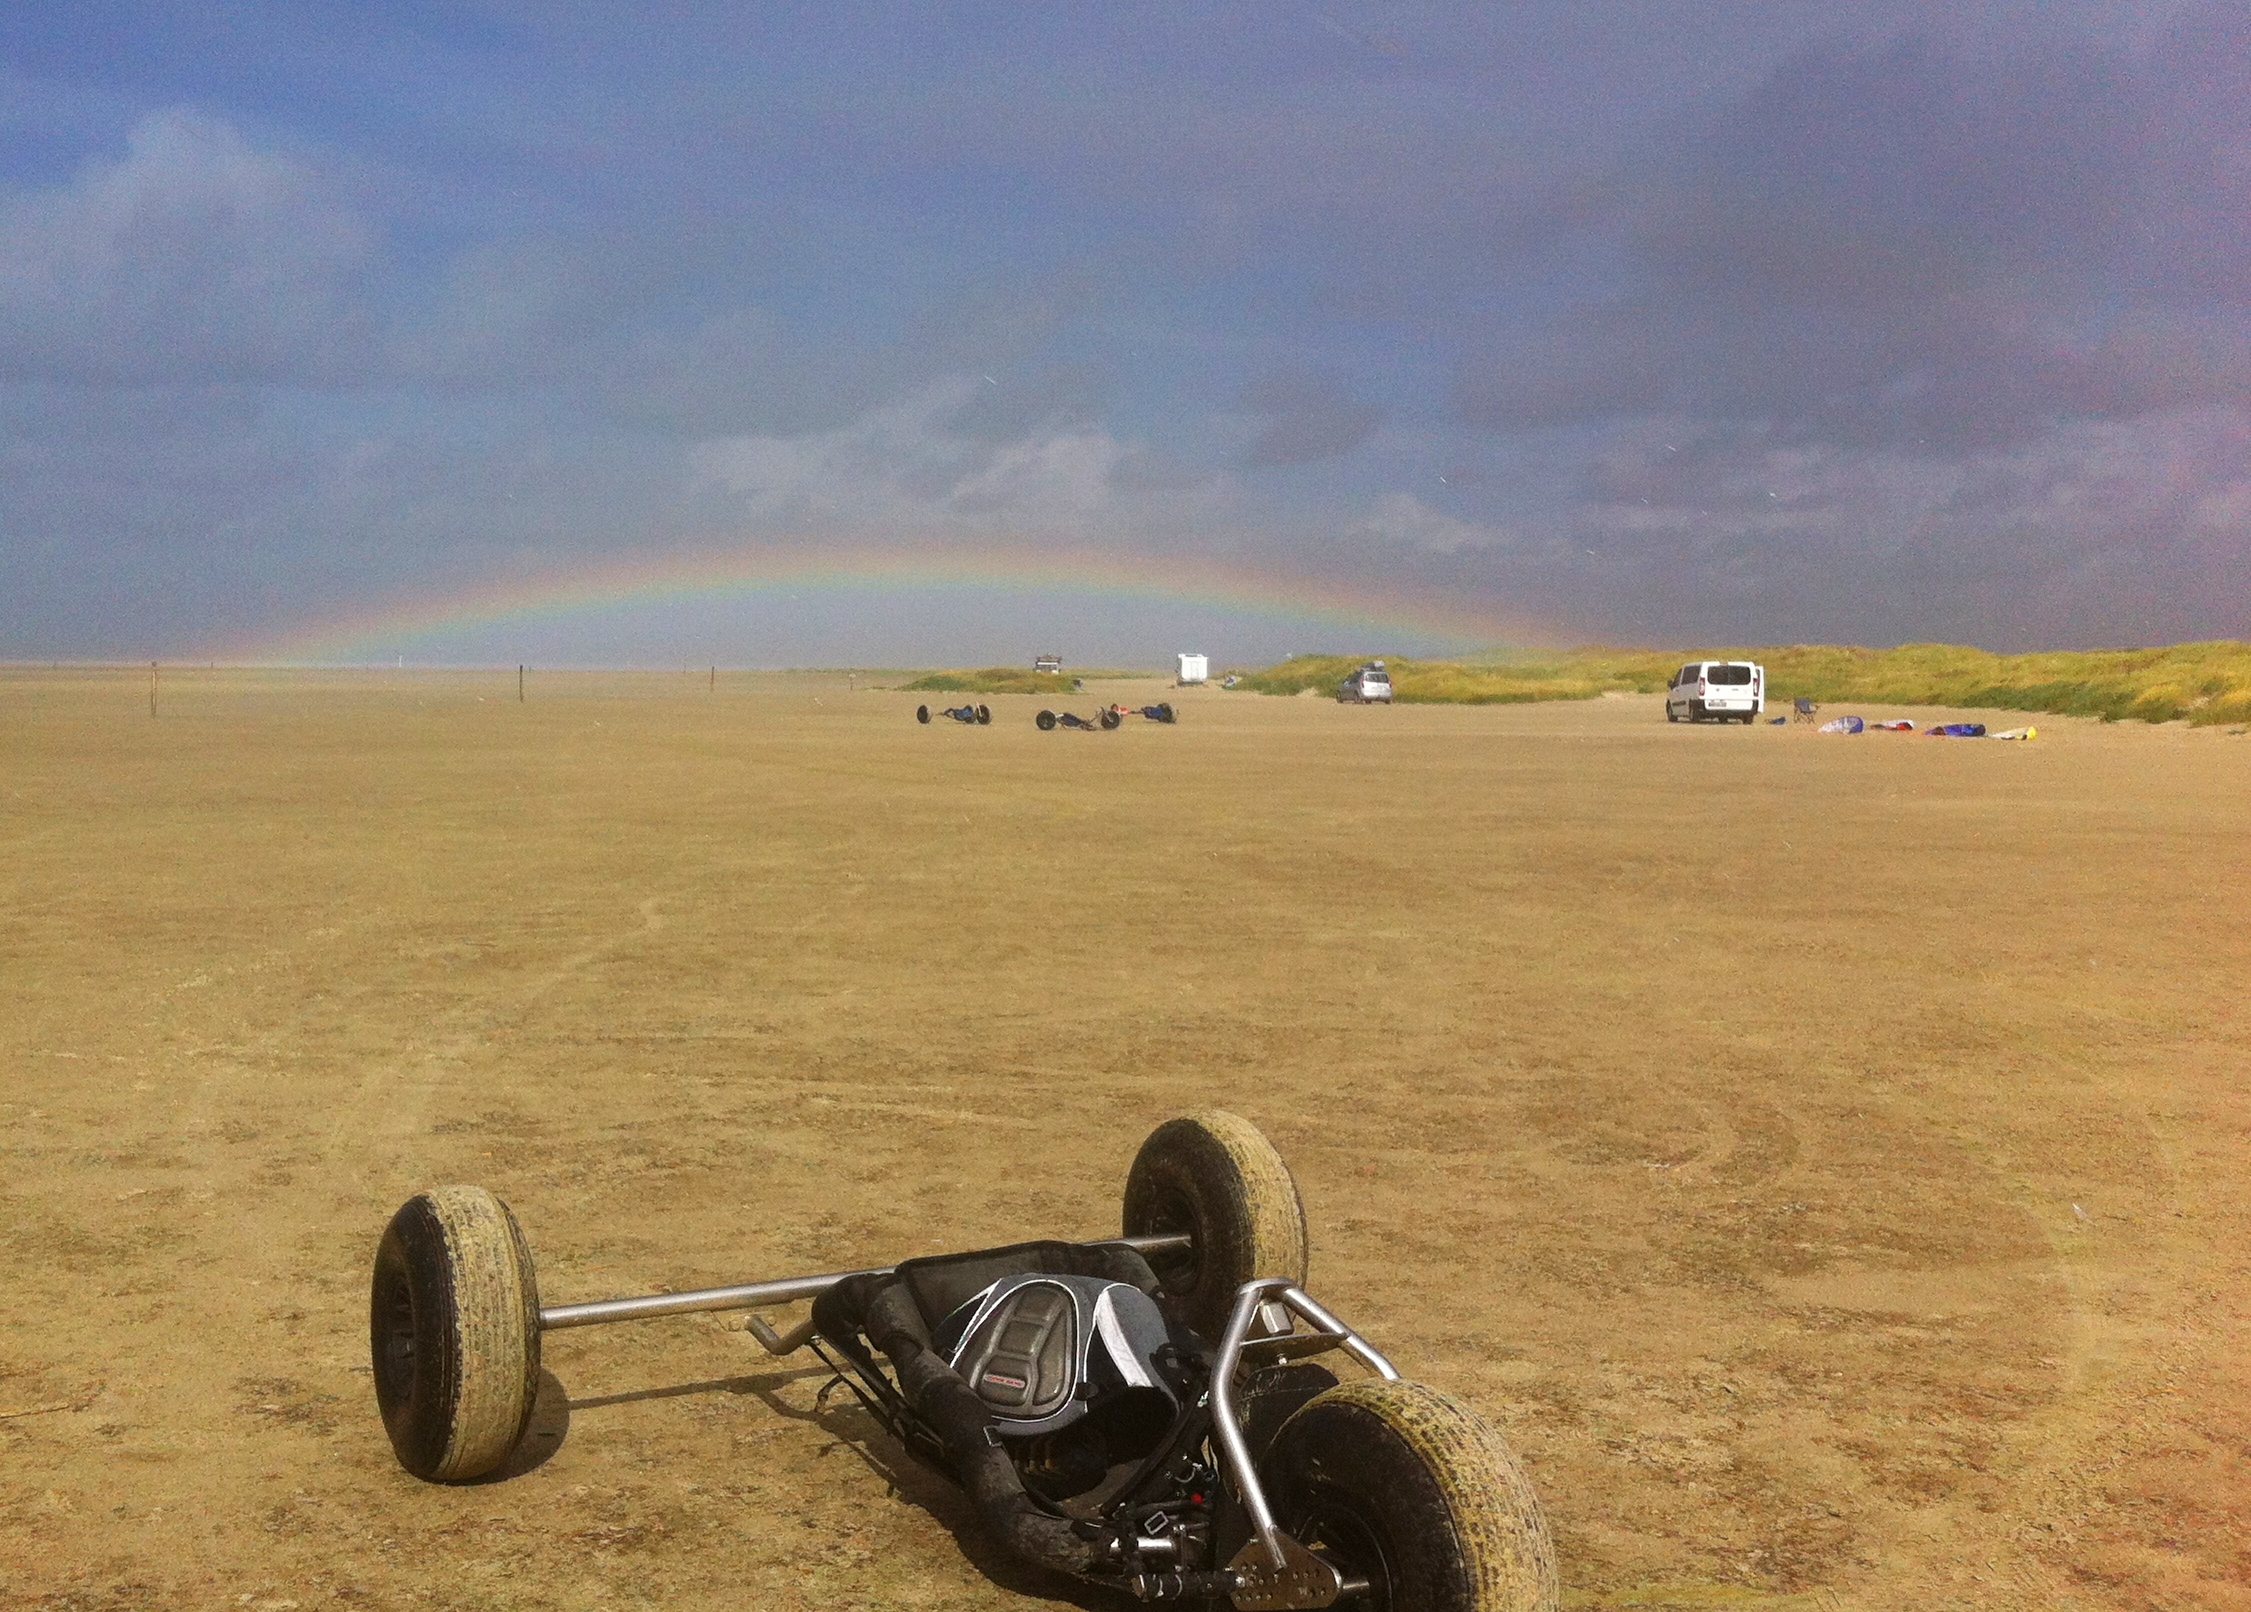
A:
1233 650 1678 704
897 666 1149 695
1234 642 2251 725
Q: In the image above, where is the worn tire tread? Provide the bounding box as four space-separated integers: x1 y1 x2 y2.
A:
371 1185 540 1483
1274 1378 1558 1612
1122 1111 1308 1339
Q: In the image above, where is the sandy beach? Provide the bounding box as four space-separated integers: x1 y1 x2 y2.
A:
3 666 2244 1612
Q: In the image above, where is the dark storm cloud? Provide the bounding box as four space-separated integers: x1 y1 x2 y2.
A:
1459 12 2251 449
3 2 2243 660
1240 372 1383 466
1555 406 2251 648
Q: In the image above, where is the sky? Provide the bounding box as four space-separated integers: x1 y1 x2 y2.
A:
2 1 2246 666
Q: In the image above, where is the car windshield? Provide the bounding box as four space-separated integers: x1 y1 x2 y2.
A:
1706 664 1753 685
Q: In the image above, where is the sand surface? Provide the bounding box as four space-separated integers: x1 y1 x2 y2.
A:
2 667 2245 1611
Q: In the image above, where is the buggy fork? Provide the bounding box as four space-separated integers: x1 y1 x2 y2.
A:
1208 1278 1400 1597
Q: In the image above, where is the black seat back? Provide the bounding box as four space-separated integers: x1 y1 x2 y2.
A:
953 1280 1079 1419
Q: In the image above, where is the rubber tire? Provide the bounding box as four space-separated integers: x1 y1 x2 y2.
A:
1666 707 1678 723
1122 1111 1307 1342
1263 1379 1558 1612
370 1186 542 1483
1037 709 1058 731
1101 709 1122 730
975 705 991 725
1241 1361 1339 1466
1155 703 1175 723
917 705 931 724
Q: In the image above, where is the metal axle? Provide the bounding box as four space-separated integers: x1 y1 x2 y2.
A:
538 1232 1193 1332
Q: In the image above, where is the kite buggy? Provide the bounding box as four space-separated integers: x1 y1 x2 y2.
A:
1036 703 1178 731
369 1112 1558 1610
918 702 993 725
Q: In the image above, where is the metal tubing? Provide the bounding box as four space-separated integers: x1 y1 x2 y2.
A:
1207 1278 1401 1572
1270 1287 1401 1386
542 1269 869 1331
1207 1279 1295 1568
536 1232 1191 1332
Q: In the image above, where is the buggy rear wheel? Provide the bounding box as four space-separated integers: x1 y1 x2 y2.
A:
1037 709 1058 730
1122 1111 1307 1341
976 704 992 724
370 1186 542 1482
917 705 932 724
1263 1379 1557 1612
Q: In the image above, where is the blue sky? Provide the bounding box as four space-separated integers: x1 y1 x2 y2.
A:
3 1 2245 665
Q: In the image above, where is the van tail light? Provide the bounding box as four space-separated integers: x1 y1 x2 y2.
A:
1698 679 1708 694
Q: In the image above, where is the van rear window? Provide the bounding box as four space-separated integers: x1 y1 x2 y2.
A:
1706 664 1754 685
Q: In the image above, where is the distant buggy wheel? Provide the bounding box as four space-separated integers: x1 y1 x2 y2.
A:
917 705 932 724
1122 1111 1307 1341
1100 708 1122 729
1263 1379 1558 1612
370 1186 542 1482
975 704 992 724
1037 709 1058 730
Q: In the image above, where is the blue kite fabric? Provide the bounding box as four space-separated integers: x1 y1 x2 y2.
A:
1925 723 1987 737
1816 715 1865 734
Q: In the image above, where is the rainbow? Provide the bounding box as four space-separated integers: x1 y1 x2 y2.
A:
234 544 1549 665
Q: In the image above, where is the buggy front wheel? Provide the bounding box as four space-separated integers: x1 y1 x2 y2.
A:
1262 1379 1558 1612
1122 1111 1307 1341
370 1186 542 1482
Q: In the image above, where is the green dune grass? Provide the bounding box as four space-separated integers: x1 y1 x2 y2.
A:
1233 642 2251 726
897 666 1150 695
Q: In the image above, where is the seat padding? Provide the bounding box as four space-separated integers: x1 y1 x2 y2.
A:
897 1239 1161 1334
955 1280 1078 1419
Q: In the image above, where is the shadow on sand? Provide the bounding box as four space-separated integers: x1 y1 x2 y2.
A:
545 1359 1118 1609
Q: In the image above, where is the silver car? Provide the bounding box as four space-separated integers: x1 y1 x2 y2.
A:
1337 660 1393 703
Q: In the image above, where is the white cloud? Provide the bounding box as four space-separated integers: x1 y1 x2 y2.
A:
0 110 373 384
1352 491 1516 554
692 379 1188 541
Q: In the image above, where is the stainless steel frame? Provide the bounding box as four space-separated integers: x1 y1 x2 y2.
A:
541 1247 1400 1612
535 1232 1193 1332
1206 1277 1400 1608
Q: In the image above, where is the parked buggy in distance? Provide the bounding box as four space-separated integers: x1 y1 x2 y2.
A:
369 1112 1559 1611
1038 707 1123 730
919 702 993 725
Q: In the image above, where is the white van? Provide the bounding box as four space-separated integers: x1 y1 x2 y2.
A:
1665 660 1764 723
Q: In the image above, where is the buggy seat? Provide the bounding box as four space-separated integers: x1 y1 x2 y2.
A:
811 1240 1190 1563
